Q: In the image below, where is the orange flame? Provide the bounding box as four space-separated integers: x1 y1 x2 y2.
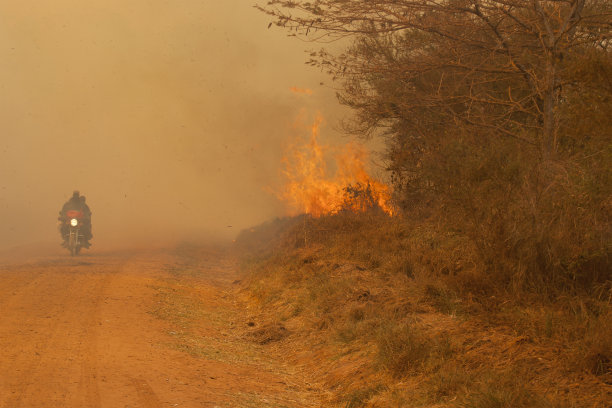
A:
279 113 394 217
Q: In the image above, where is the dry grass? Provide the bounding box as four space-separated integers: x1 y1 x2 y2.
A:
237 210 612 407
247 323 290 345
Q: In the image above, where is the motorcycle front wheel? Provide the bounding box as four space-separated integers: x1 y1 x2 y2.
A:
68 234 77 256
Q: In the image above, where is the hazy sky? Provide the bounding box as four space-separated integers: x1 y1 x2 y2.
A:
0 0 355 250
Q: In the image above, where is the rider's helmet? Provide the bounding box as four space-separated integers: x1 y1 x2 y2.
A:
72 190 80 198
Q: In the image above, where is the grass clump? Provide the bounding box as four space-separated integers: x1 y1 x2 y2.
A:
342 384 387 408
376 323 453 378
574 309 612 380
459 371 553 408
426 365 471 401
424 284 462 316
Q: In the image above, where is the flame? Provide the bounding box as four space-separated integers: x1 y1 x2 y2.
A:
289 86 314 95
279 113 394 217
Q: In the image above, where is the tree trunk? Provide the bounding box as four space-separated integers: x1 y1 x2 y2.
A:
542 58 559 160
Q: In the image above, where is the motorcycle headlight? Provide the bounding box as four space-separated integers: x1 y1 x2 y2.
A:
70 218 78 227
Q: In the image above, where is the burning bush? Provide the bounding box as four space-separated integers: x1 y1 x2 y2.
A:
278 113 394 217
339 182 391 214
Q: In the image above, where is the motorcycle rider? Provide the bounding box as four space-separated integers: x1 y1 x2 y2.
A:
58 190 93 247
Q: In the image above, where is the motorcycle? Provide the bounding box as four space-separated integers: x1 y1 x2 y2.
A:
61 210 88 256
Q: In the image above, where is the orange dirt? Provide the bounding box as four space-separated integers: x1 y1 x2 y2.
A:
0 246 322 407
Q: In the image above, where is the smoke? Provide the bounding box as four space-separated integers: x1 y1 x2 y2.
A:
0 0 349 250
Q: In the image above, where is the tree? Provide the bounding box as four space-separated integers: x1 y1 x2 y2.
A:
258 1 612 288
258 0 611 158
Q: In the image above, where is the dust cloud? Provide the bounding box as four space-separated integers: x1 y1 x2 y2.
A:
0 0 349 251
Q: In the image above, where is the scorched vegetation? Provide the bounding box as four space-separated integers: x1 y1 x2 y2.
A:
237 1 611 407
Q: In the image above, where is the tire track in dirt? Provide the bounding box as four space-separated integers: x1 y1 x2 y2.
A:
130 377 163 408
0 260 114 408
76 270 113 408
0 249 324 407
0 269 80 407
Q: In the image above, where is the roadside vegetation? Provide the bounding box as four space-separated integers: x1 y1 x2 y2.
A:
236 206 610 407
236 1 611 405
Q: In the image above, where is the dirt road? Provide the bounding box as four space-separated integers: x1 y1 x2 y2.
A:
0 245 321 408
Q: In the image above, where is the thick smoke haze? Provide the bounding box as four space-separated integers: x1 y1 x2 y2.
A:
0 0 349 250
